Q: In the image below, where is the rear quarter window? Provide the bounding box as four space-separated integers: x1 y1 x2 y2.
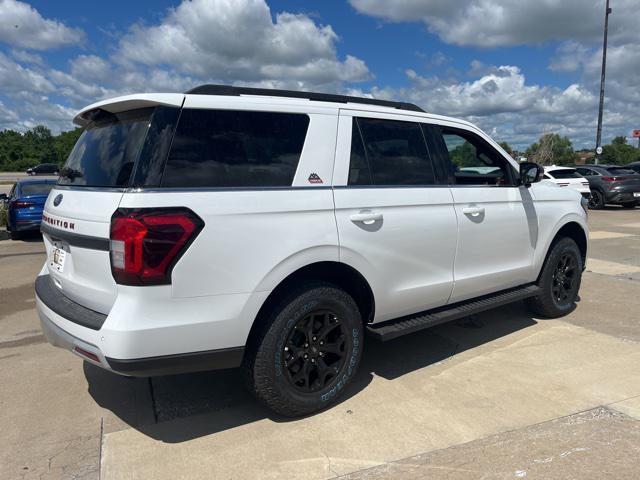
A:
161 109 310 188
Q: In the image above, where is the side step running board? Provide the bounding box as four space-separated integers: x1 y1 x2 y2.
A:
366 284 540 341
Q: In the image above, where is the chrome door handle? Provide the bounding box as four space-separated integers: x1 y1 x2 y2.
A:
462 206 485 216
350 211 383 224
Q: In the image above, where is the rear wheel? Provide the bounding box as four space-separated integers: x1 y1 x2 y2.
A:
9 229 21 240
526 237 582 318
621 202 637 209
588 190 605 209
243 283 363 417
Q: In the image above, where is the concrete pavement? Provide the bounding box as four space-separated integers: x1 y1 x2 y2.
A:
1 208 639 479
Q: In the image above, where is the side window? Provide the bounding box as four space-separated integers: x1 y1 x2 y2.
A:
543 173 552 179
440 129 515 186
576 168 593 176
162 109 310 188
349 117 436 186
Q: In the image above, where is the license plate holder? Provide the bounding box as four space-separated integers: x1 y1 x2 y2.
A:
50 242 68 273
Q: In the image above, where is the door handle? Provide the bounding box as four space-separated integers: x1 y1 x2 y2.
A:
350 211 383 224
462 206 485 216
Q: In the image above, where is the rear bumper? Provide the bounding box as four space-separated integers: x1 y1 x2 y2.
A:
605 190 640 204
35 274 248 376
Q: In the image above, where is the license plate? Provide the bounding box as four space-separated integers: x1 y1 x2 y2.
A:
50 245 67 273
634 192 640 197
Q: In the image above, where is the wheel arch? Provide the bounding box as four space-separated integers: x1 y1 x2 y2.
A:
536 220 587 281
246 261 375 350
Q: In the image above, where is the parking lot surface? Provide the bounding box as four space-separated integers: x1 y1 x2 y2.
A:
1 208 639 479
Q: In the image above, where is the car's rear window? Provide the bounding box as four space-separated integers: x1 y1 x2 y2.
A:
161 109 309 188
21 183 55 195
58 108 153 187
549 169 581 179
606 167 636 175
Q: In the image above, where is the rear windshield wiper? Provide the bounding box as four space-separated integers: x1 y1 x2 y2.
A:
59 167 84 182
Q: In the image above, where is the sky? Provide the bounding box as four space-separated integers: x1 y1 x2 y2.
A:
0 0 638 150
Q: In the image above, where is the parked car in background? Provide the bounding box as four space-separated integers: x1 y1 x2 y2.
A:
5 179 56 239
26 163 60 176
543 166 591 200
625 161 640 174
575 164 640 209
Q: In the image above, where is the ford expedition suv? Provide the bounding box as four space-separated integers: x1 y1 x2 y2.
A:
36 85 589 416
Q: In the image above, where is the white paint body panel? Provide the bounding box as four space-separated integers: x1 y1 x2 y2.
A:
38 92 588 363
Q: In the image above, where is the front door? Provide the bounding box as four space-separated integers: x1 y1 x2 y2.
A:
426 125 536 303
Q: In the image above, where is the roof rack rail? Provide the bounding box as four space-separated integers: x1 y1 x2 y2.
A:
185 84 425 113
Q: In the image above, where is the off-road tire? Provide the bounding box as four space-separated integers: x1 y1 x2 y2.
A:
526 237 582 318
242 283 363 417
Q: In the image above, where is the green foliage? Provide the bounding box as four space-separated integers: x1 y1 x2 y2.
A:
0 203 6 227
0 126 82 172
450 142 478 168
525 133 578 166
601 136 640 165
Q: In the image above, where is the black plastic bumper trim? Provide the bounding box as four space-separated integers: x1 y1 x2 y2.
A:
35 275 107 330
41 223 110 251
106 346 245 377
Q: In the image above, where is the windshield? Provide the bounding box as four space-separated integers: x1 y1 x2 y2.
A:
58 108 152 187
549 169 581 179
21 183 55 195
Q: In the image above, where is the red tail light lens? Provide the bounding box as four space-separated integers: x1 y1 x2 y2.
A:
13 201 34 208
110 208 204 285
600 176 615 182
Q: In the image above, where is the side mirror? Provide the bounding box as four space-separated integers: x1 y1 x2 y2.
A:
519 162 544 187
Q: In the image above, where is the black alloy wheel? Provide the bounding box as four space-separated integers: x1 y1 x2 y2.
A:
282 310 346 393
551 252 578 306
588 190 605 209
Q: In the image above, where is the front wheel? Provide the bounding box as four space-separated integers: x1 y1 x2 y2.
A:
243 283 363 417
526 237 583 318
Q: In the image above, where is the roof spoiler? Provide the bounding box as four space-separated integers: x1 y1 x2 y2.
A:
74 94 185 127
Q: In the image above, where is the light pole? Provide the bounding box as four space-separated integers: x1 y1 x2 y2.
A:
595 0 612 165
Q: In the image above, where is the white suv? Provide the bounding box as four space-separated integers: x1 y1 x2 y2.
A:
36 86 588 416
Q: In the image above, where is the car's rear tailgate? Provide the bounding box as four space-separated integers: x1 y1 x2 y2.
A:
41 188 124 314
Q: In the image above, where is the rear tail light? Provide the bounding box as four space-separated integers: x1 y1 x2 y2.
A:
13 201 34 208
109 208 204 286
600 176 614 182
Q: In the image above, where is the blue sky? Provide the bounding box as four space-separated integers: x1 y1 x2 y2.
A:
1 0 638 150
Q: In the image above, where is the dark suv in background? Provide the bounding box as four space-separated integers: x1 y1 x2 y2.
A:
575 164 640 209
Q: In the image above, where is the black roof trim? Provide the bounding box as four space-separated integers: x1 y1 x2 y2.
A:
185 84 425 113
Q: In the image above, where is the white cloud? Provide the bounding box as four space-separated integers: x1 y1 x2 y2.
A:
350 0 638 48
0 52 55 95
0 0 84 50
115 0 370 85
371 65 612 149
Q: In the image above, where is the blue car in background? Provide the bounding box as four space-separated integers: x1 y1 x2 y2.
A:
3 179 56 240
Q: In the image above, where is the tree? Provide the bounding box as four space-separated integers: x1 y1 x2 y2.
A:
525 133 578 166
0 125 83 172
601 136 640 165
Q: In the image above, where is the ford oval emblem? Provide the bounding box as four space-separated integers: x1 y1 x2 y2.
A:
53 194 63 207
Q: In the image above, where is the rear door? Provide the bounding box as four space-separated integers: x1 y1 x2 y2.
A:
425 124 536 302
41 105 180 314
333 111 457 322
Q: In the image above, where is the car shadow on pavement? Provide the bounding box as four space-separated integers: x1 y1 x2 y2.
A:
84 301 537 443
